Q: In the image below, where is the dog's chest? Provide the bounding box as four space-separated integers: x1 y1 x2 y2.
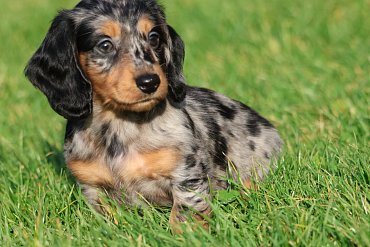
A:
65 111 187 204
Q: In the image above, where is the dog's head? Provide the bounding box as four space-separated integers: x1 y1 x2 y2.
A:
25 0 186 119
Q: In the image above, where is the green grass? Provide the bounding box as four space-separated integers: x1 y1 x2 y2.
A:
1 0 369 246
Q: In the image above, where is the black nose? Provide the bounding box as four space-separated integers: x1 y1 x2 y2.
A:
135 74 160 94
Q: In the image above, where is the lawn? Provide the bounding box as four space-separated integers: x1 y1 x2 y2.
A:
0 0 369 246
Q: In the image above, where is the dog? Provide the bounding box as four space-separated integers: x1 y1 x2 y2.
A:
25 0 282 232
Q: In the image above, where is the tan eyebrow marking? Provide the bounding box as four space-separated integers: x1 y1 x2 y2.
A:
100 20 122 38
137 16 155 34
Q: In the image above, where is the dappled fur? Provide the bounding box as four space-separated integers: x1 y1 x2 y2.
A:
25 0 282 232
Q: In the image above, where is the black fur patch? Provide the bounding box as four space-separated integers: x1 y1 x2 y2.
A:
100 123 110 136
213 134 228 167
179 178 201 191
135 49 141 58
99 122 110 146
247 117 261 136
179 177 207 191
202 115 228 167
200 162 209 174
248 140 256 151
143 50 155 64
107 133 125 158
215 101 236 120
188 87 236 120
182 108 196 136
241 104 273 136
64 119 85 141
165 25 186 104
264 152 270 159
185 155 197 169
76 22 98 52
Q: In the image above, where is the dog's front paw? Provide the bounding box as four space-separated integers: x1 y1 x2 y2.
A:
169 203 211 234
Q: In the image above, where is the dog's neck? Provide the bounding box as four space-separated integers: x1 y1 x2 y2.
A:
64 96 186 164
91 98 168 124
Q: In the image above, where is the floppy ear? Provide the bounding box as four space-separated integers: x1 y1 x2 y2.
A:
25 11 92 120
166 25 186 104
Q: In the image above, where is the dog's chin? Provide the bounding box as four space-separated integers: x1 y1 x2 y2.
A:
109 97 165 113
125 98 163 112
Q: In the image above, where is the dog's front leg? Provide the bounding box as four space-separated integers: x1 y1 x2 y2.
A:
80 184 106 213
170 178 212 234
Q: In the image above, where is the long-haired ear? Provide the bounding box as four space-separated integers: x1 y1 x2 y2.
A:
25 11 92 120
166 25 186 105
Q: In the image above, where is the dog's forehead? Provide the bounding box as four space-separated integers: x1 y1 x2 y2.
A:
72 0 165 39
74 0 164 25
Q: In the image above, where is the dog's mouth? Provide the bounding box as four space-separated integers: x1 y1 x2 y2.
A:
117 97 161 106
106 97 164 112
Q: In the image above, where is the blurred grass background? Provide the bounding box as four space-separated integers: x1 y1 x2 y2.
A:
0 0 369 246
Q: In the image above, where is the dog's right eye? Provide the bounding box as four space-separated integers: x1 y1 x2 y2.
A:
148 31 160 49
96 39 114 54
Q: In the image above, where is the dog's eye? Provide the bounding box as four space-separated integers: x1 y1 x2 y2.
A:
96 39 114 54
148 31 160 49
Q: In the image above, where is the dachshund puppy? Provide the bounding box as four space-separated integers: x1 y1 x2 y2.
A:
25 0 282 232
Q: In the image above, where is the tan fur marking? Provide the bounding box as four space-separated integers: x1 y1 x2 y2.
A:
169 205 211 234
79 52 168 112
100 20 121 38
137 16 155 34
79 53 88 71
192 207 211 232
68 160 114 187
169 205 184 234
243 179 258 190
120 148 179 181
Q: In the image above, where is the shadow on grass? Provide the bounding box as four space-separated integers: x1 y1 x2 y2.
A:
43 141 76 185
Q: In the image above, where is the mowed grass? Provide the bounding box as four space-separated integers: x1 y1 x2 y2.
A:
0 0 369 246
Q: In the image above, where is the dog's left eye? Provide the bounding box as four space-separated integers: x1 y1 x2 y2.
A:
148 31 160 49
96 39 115 54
